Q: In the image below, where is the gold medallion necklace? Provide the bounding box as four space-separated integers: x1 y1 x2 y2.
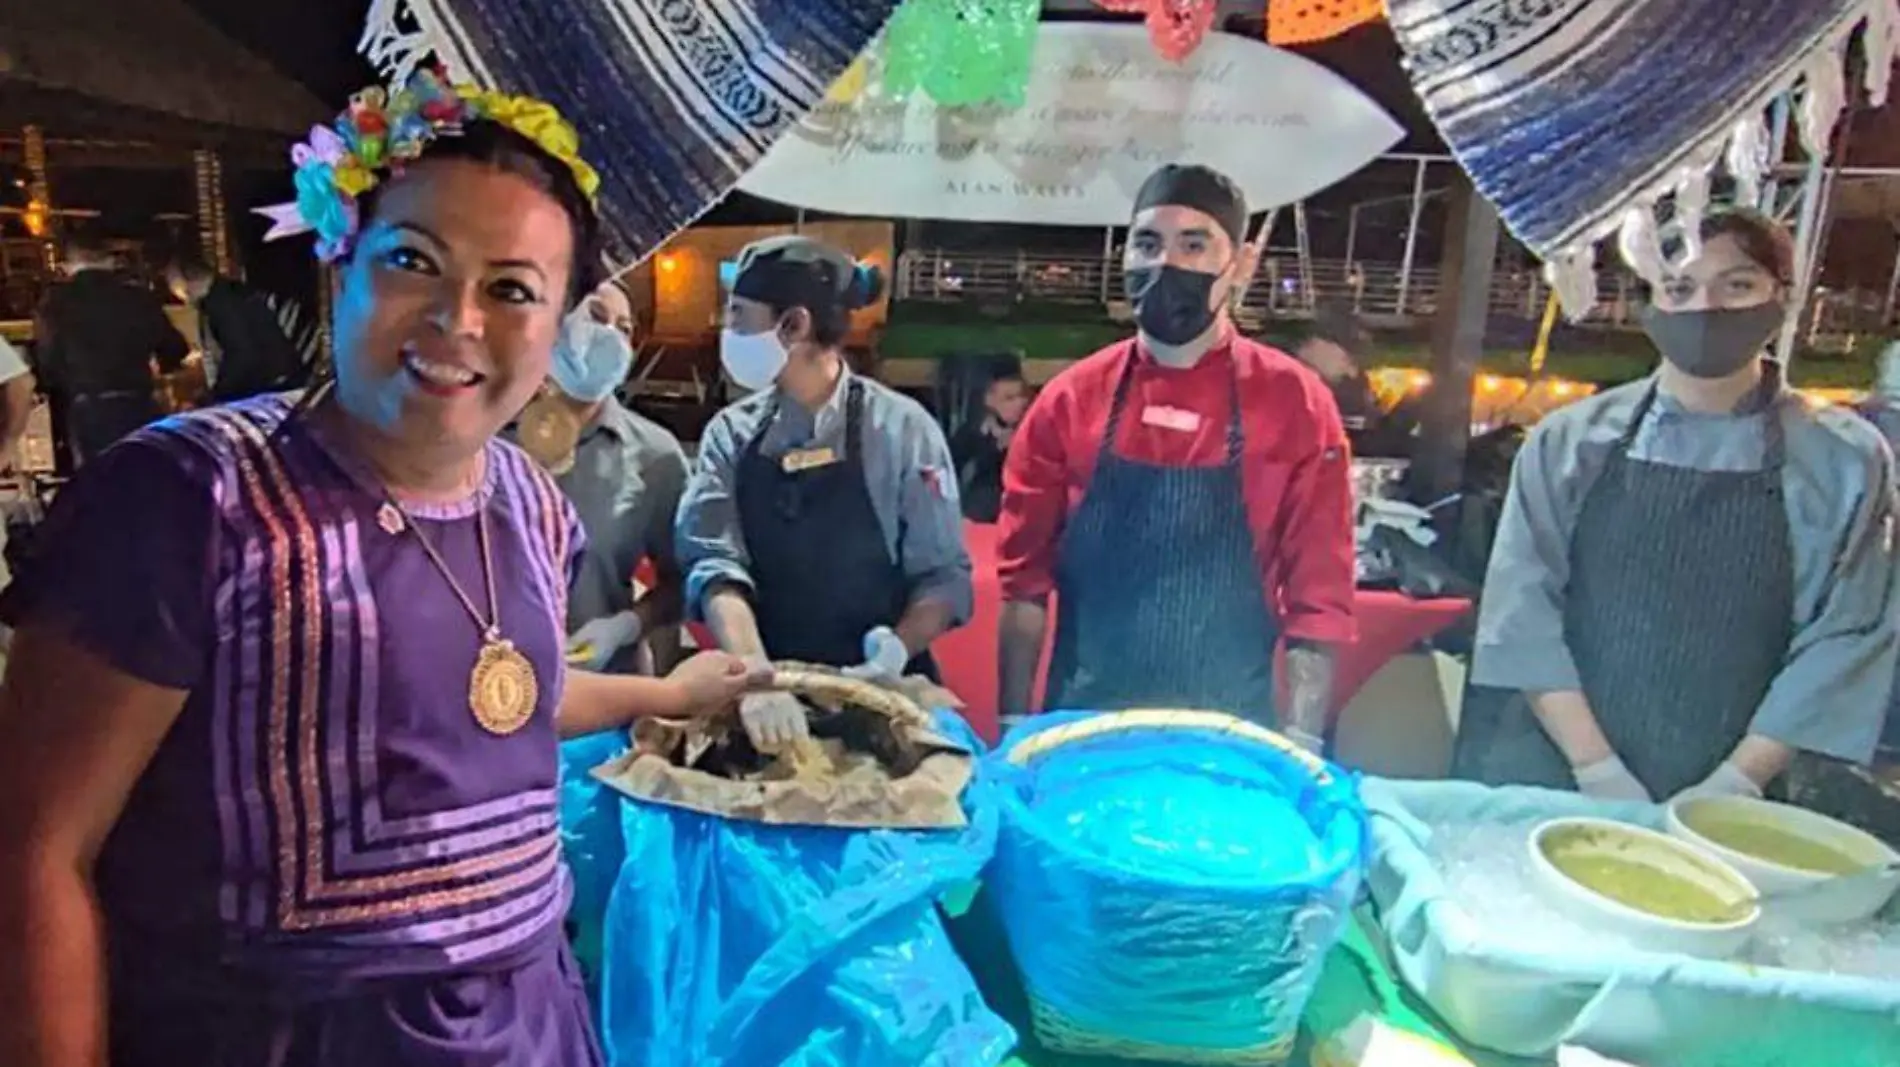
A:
516 393 581 475
385 489 539 736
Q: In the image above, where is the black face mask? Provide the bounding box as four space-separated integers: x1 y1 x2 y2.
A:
1642 304 1784 380
1126 265 1223 347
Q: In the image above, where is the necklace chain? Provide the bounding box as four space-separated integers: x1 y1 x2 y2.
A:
384 490 502 641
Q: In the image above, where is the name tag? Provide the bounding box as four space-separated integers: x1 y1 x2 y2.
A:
1140 405 1203 433
780 446 839 473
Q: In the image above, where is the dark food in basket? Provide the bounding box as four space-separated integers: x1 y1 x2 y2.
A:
637 665 958 784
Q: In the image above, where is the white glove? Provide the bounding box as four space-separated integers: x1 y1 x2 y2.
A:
842 625 909 681
740 690 810 752
1672 760 1763 803
1571 754 1654 803
566 611 643 671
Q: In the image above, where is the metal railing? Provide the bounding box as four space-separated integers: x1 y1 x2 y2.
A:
895 248 1646 327
895 247 1889 345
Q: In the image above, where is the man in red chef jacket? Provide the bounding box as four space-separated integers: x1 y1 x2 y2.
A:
994 163 1356 751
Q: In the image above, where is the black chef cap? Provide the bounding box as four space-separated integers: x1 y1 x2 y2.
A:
729 235 882 314
1132 164 1249 246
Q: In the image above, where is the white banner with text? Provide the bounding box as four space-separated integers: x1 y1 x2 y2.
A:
737 24 1404 225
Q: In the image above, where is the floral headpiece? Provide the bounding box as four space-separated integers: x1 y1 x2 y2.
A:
256 65 600 263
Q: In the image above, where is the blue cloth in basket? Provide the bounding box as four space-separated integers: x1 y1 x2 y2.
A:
597 711 1016 1067
559 730 630 999
987 711 1369 1058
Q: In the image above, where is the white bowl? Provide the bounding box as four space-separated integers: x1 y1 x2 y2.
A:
1528 817 1760 959
1666 796 1900 925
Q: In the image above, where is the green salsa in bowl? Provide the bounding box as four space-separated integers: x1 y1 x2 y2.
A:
1529 818 1760 959
1667 796 1900 925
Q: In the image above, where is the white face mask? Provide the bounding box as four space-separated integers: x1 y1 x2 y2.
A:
720 327 789 392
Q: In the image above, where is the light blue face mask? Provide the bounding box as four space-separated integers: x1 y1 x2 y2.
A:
549 312 633 403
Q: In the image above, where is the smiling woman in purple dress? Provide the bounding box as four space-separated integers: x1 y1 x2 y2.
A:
0 71 762 1067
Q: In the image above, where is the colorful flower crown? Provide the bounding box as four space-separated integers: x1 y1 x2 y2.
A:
256 65 600 263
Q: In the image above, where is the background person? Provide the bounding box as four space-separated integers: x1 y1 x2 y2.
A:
677 235 972 752
951 361 1029 523
1285 305 1417 459
33 231 188 466
994 163 1356 750
1459 209 1898 804
164 252 310 403
535 280 688 675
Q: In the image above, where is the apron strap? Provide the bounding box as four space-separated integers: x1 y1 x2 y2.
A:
1101 340 1142 446
1615 383 1661 455
1100 339 1247 464
738 392 780 465
1223 348 1245 465
737 374 865 466
843 377 867 471
1759 365 1788 476
1617 367 1788 476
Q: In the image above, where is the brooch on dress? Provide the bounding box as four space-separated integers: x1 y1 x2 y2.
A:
376 502 406 535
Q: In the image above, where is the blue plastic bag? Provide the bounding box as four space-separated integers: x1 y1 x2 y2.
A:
988 711 1369 1062
558 731 630 989
597 712 1016 1066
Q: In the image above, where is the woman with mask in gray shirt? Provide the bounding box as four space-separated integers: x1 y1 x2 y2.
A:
1457 209 1899 808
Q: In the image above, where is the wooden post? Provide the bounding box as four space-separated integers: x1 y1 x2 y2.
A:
22 125 57 272
193 149 235 276
1413 171 1500 506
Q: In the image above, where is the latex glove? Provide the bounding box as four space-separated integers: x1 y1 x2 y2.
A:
1284 727 1326 756
566 611 643 671
1672 760 1763 803
1571 754 1654 803
998 713 1031 738
842 625 909 681
740 690 810 753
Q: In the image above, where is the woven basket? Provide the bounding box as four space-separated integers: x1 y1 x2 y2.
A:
1028 998 1295 1066
995 709 1363 1066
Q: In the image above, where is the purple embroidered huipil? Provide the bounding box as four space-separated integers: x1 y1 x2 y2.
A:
2 395 604 1065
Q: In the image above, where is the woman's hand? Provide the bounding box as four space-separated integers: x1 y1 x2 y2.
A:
665 652 769 717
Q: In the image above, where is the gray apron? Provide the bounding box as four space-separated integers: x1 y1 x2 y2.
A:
1044 343 1279 722
1454 384 1795 797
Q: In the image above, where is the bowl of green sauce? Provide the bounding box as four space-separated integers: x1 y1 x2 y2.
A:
1529 818 1760 958
1666 796 1899 925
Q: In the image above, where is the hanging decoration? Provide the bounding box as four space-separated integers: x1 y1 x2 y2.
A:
193 149 234 277
1094 0 1219 62
1387 0 1900 318
882 0 1044 107
356 0 905 266
1267 0 1383 46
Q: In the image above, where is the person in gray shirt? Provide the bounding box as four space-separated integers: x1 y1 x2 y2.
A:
524 280 688 675
1852 341 1900 762
676 236 972 752
1458 209 1899 805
